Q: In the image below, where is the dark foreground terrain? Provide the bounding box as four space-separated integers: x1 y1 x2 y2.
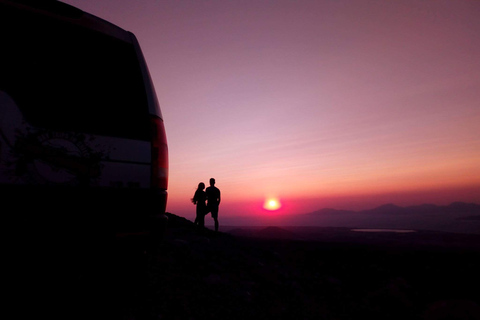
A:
8 212 480 320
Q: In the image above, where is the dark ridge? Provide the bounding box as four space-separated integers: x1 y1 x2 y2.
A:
446 202 480 213
254 226 298 240
165 211 195 228
307 202 480 216
363 203 406 214
314 208 355 215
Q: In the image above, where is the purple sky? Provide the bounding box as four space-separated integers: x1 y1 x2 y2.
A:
62 0 480 223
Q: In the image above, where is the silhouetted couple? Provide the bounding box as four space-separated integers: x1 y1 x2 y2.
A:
192 178 221 232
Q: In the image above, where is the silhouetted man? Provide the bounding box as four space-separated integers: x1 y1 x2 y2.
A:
205 178 221 232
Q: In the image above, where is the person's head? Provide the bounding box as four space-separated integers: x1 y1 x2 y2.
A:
209 178 215 186
198 182 205 190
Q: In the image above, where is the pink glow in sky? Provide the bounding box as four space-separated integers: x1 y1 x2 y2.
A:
62 0 480 224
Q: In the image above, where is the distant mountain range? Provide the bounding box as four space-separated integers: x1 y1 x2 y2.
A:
307 202 480 217
172 202 480 235
279 202 480 234
223 202 480 241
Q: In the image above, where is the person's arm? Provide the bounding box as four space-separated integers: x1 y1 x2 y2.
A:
192 191 197 204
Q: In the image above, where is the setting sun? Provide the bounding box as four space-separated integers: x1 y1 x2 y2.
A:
264 198 281 211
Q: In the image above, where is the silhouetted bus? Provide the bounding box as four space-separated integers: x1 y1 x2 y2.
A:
0 0 168 238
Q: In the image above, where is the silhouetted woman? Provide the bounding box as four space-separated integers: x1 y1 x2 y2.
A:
192 182 207 229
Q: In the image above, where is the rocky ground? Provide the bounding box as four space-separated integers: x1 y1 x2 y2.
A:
8 212 480 320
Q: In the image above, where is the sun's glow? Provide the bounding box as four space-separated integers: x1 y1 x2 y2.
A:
263 198 281 210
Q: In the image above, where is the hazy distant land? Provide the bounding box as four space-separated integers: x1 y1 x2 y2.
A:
219 202 480 235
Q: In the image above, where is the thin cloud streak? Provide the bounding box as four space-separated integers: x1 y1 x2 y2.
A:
62 0 480 221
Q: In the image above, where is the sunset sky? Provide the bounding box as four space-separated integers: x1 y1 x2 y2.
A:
62 0 480 223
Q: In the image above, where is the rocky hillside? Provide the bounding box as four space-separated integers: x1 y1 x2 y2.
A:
9 212 480 320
